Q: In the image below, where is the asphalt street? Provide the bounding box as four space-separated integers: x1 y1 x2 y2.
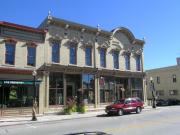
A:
0 106 180 135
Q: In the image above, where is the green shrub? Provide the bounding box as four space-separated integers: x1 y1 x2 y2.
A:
77 103 87 113
64 97 77 114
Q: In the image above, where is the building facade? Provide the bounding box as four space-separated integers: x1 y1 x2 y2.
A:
146 59 180 104
0 15 145 116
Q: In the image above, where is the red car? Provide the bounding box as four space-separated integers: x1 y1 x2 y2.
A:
105 97 144 116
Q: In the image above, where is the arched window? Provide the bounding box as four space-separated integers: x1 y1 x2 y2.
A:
100 48 106 68
125 54 130 70
52 42 60 63
136 55 141 71
113 51 119 69
85 47 92 66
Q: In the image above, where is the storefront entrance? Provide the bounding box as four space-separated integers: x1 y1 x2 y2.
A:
0 80 39 116
67 83 75 99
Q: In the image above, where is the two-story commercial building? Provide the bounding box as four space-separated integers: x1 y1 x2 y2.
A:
0 15 145 116
146 58 180 104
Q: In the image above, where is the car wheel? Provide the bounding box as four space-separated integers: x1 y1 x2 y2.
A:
136 107 141 114
118 109 123 116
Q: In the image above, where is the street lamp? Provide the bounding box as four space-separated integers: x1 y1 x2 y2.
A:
150 77 156 108
32 70 37 121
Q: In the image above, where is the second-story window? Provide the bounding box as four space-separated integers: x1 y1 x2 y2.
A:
100 48 106 68
52 43 60 63
172 74 177 83
27 46 36 66
5 43 15 65
125 54 130 70
113 51 119 69
157 76 160 84
85 47 92 66
70 45 77 64
136 55 141 71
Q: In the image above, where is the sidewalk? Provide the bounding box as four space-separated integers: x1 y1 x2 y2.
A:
0 106 153 127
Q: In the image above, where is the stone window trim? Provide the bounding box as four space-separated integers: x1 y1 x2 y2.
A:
110 48 121 54
122 49 132 56
67 39 79 47
26 41 38 47
4 38 17 44
48 37 62 45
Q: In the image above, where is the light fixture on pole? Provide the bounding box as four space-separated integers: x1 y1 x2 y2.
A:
150 77 156 108
32 70 37 121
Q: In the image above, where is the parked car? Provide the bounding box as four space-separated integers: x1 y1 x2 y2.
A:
166 99 180 106
105 97 144 116
156 99 168 106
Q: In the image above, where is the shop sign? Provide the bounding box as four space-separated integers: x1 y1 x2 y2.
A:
1 80 41 85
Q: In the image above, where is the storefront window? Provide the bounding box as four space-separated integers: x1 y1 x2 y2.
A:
82 74 95 104
49 73 64 105
0 83 39 108
100 76 115 103
131 78 143 98
131 78 142 90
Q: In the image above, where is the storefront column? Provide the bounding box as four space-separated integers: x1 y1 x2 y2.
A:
143 78 147 105
95 75 99 108
63 74 67 106
44 72 49 111
128 78 132 97
38 75 45 114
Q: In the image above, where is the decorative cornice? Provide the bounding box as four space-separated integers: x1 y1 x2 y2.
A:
0 21 46 34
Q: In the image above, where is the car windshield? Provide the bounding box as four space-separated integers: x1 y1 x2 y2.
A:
114 99 125 104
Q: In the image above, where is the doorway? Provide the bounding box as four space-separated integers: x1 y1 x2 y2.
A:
67 83 75 99
116 84 124 100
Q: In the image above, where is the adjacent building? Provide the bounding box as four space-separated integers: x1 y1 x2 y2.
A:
0 15 145 116
146 58 180 103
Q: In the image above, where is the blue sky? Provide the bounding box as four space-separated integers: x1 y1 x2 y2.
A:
0 0 180 70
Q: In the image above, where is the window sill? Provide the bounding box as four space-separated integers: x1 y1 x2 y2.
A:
84 65 93 68
24 66 36 69
68 64 77 67
113 68 120 70
51 62 60 65
2 64 15 67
